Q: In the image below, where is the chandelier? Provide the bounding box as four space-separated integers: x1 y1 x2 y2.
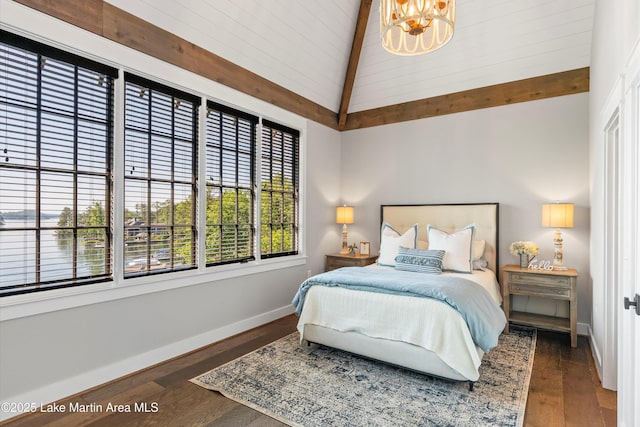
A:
380 0 455 56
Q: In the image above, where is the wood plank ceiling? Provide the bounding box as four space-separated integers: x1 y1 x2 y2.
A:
11 0 594 131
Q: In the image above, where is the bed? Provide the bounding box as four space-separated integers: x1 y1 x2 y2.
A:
292 203 506 390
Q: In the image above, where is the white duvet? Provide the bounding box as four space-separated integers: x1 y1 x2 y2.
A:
296 267 502 381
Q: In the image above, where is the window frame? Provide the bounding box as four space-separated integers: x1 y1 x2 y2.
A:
0 31 117 297
259 119 300 259
122 72 201 279
205 101 258 266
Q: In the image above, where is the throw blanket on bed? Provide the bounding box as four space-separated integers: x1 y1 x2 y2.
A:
292 267 506 353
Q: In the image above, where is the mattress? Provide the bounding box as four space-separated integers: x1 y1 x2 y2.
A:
296 267 502 381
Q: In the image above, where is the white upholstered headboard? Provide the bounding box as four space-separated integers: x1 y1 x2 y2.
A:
380 203 499 272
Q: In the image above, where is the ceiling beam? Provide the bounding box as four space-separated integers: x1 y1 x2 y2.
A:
12 1 591 134
337 0 372 131
342 67 590 130
14 0 340 130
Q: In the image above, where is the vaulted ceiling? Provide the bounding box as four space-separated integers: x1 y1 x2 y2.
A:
14 0 594 130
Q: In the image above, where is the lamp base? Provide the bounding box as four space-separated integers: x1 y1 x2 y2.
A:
339 240 350 255
552 229 567 271
339 224 350 255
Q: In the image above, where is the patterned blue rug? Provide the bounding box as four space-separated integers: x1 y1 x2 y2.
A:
191 327 536 427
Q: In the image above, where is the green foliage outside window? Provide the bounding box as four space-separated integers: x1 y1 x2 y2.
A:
206 187 253 264
260 174 296 255
59 172 297 264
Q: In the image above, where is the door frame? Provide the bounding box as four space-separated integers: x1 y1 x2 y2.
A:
618 37 640 427
601 88 622 391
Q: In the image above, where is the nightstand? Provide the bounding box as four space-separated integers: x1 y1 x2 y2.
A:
501 265 578 347
325 254 378 271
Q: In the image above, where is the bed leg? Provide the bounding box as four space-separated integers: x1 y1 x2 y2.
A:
468 381 474 391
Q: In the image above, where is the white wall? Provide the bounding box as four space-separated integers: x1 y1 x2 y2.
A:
589 0 640 387
306 120 344 276
340 94 591 324
0 1 342 417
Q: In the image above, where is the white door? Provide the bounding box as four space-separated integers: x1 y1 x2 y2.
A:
618 41 640 427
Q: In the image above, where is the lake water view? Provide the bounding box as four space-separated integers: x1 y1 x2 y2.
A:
0 216 183 292
0 217 108 288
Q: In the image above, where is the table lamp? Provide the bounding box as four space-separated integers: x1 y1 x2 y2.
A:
336 206 354 255
541 203 574 270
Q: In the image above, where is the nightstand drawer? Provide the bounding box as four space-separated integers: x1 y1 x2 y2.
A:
331 258 361 268
325 254 378 271
509 282 571 298
509 272 571 287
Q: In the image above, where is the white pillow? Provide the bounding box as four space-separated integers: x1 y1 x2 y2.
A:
378 223 418 267
427 224 475 273
472 239 486 261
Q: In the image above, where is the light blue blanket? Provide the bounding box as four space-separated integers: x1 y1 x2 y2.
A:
292 267 506 352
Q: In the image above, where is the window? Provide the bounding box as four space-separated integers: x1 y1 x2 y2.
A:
205 102 257 265
0 31 117 296
1 31 303 298
260 120 299 258
123 73 200 277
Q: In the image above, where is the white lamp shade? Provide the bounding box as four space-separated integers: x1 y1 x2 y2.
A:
541 203 574 228
336 206 354 224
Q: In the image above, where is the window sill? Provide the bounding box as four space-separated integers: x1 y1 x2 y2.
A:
0 255 307 321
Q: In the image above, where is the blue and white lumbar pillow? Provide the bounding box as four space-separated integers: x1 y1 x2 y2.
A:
377 222 418 267
394 247 445 274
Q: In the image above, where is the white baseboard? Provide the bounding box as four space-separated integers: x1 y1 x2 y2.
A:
586 324 605 384
577 321 590 337
582 324 618 391
0 305 295 422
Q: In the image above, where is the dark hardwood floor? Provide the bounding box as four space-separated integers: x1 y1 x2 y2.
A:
1 314 616 427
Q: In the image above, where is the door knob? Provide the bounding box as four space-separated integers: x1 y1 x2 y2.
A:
624 293 640 316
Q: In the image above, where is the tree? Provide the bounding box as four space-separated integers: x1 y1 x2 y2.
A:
83 201 105 227
77 201 106 241
56 207 74 235
57 202 107 241
205 187 253 263
260 174 296 254
172 195 195 265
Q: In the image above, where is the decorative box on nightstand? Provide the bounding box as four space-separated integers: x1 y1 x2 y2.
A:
500 265 578 347
325 254 378 271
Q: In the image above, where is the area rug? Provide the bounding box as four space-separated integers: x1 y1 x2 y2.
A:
191 327 536 427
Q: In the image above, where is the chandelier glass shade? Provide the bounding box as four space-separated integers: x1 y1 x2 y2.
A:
380 0 455 56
